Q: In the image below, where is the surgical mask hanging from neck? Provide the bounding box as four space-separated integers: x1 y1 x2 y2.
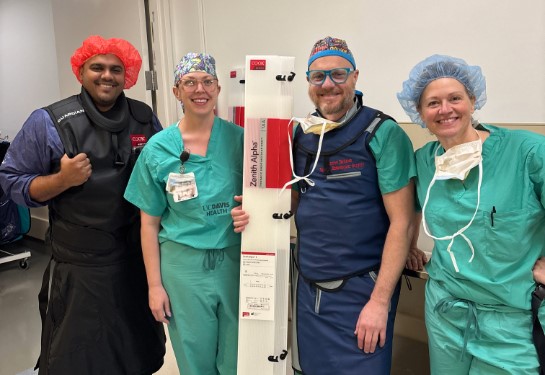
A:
293 114 342 135
281 105 356 194
434 138 482 180
421 133 483 272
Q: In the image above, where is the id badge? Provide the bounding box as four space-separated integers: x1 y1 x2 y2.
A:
166 172 198 202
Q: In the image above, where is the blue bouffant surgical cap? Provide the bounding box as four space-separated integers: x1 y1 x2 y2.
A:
397 54 487 127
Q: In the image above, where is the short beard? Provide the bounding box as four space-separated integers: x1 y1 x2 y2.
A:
313 93 353 119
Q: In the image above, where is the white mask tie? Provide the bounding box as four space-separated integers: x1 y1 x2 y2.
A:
421 133 483 272
281 117 328 194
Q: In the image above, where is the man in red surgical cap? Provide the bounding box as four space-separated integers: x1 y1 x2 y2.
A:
0 35 165 374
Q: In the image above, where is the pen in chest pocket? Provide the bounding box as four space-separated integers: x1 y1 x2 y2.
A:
490 206 496 227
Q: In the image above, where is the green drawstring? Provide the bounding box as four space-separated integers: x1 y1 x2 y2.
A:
435 296 481 361
203 249 225 271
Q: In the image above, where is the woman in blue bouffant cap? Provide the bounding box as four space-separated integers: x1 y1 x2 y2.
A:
398 54 545 374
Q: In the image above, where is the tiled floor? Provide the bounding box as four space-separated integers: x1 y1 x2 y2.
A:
0 237 429 375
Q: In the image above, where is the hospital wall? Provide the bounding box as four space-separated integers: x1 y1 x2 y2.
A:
168 0 545 127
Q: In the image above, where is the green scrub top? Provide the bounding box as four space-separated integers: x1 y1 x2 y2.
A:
415 124 545 310
124 117 244 249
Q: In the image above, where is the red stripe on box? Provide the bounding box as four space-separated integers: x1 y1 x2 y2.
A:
265 118 292 188
236 106 245 127
241 251 276 256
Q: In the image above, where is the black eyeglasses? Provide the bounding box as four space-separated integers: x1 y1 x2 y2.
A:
306 68 354 86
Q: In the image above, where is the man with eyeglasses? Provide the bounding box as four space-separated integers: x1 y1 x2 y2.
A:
231 36 416 374
291 36 416 374
0 35 166 374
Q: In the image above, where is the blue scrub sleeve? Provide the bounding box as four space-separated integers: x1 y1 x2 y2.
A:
0 109 63 207
152 114 163 133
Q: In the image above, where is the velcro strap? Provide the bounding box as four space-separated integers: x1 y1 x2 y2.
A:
51 220 117 254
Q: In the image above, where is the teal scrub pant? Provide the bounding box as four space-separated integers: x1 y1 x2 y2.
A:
161 241 240 375
425 278 544 375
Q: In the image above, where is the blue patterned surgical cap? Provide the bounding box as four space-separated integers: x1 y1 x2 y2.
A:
174 52 217 86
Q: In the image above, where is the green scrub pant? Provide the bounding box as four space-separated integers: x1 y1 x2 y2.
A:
161 241 240 375
425 278 544 375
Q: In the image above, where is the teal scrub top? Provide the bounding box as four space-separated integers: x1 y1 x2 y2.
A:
369 119 416 194
124 117 244 249
415 124 545 310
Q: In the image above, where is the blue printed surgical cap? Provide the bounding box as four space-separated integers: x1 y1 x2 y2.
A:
174 52 217 86
397 54 487 127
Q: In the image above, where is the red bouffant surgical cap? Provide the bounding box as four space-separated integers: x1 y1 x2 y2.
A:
70 35 142 89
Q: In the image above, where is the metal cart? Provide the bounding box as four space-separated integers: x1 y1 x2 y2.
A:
0 243 31 269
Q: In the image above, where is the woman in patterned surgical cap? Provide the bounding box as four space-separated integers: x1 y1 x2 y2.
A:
125 52 244 375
